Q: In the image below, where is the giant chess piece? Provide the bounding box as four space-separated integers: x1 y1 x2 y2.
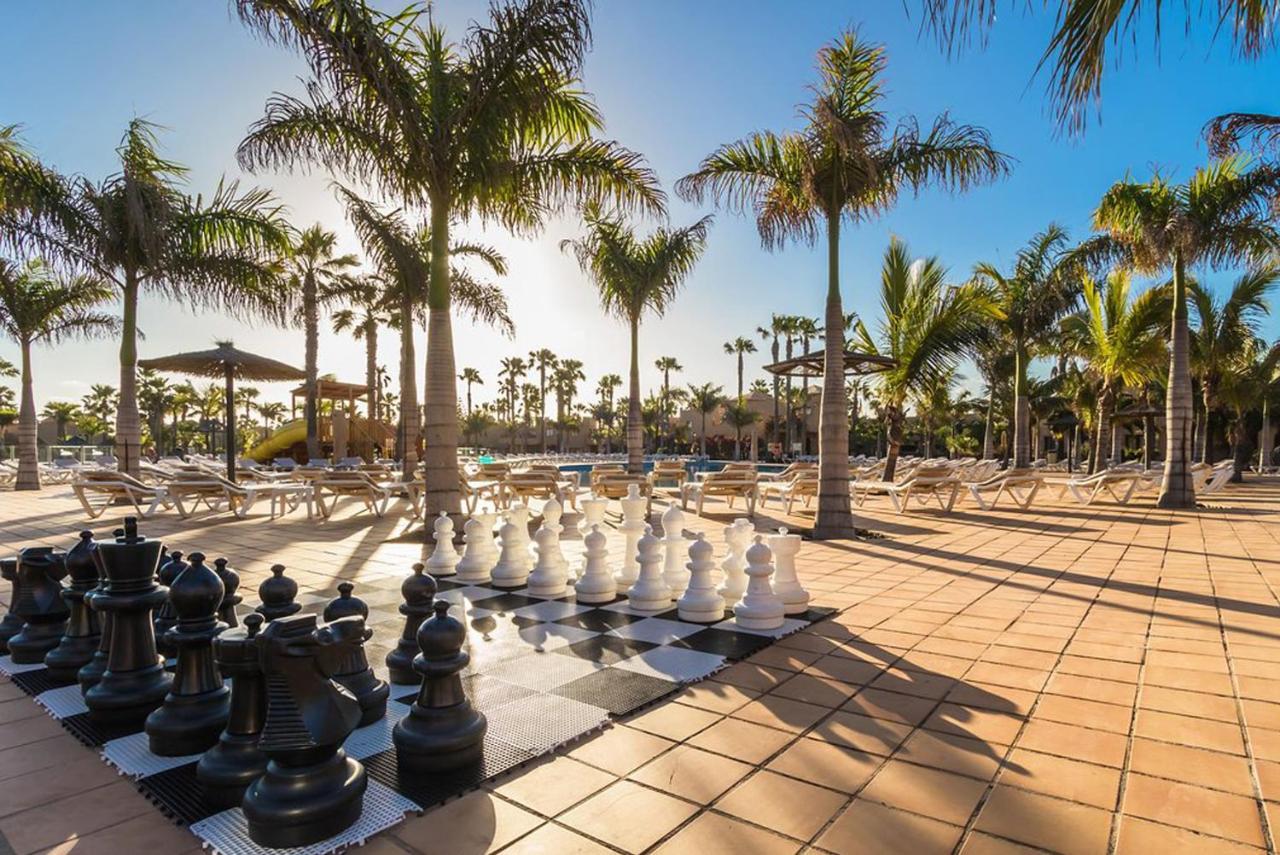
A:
574 525 617 604
0 556 24 654
77 527 123 693
616 483 647 587
322 583 388 726
8 545 69 664
660 504 689 599
577 496 608 539
768 528 810 615
45 531 102 684
242 614 368 848
491 514 531 589
256 564 301 622
152 550 188 659
678 534 725 623
85 518 172 725
454 517 494 584
474 511 500 573
627 527 672 612
734 536 785 631
717 519 752 607
393 601 487 772
213 557 242 627
425 512 461 577
540 498 572 580
198 613 269 810
506 504 535 577
146 553 231 755
527 526 569 598
386 564 437 685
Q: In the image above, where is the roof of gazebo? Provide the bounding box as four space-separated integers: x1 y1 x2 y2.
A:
289 379 371 400
763 349 896 379
139 342 305 382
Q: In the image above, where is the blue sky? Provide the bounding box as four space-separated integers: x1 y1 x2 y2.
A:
2 1 1277 412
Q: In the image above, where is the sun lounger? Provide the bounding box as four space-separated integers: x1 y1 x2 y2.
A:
852 465 962 513
1057 469 1143 505
163 471 313 519
72 470 173 519
503 471 578 510
1199 460 1236 495
649 460 690 489
964 468 1044 510
310 470 405 519
759 469 819 514
593 473 654 514
680 470 759 517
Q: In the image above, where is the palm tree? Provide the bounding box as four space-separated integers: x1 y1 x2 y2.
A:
850 239 991 480
528 349 558 453
1061 271 1170 471
562 211 710 473
678 30 1009 537
41 401 82 442
687 382 724 457
757 315 789 447
723 401 761 461
654 356 683 450
459 368 483 418
462 408 495 451
595 373 622 453
257 401 286 429
332 275 391 423
236 0 663 517
499 357 529 453
1088 157 1280 505
971 224 1079 468
1188 267 1278 463
0 259 116 488
554 358 585 450
235 386 261 423
136 369 170 452
0 119 290 476
723 336 757 404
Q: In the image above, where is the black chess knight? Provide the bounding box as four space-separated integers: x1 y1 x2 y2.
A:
8 546 69 664
242 613 367 848
322 583 388 726
0 556 23 654
44 531 101 684
386 563 436 685
197 613 268 810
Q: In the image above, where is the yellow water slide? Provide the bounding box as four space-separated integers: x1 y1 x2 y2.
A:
245 419 307 463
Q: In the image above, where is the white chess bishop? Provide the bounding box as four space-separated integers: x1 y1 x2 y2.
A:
717 518 752 606
491 514 531 588
627 526 673 612
660 504 689 599
615 483 647 587
768 527 810 615
527 526 570 598
734 535 785 631
574 524 617 604
425 511 460 577
677 534 725 623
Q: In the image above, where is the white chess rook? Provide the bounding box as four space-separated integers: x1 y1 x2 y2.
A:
660 504 689 599
574 524 617 604
734 535 785 631
455 516 494 584
677 534 725 623
527 526 569 598
717 518 752 607
491 514 532 588
425 510 460 577
768 527 810 615
627 526 673 612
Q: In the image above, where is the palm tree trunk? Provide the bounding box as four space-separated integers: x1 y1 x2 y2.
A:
1092 389 1113 474
1012 347 1031 469
1260 399 1271 472
982 390 995 460
1199 383 1214 464
304 273 320 460
16 341 39 491
1158 253 1196 508
364 320 378 431
700 412 707 457
771 339 781 449
115 275 142 476
422 206 461 519
883 408 903 482
398 298 419 479
814 212 854 538
626 317 643 474
539 368 548 454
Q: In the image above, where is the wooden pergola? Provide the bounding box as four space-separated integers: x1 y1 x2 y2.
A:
763 349 896 378
290 379 370 419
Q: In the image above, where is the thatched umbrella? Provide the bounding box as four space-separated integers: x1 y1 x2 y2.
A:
140 340 304 482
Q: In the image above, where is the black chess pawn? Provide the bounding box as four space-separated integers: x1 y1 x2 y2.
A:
0 556 23 655
153 551 188 659
393 600 488 772
77 527 123 694
45 532 101 684
242 614 367 848
8 546 70 664
255 564 301 622
146 553 231 755
385 563 436 685
197 613 268 810
84 518 172 726
322 583 388 726
213 557 242 628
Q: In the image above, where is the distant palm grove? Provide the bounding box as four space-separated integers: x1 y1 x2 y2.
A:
3 0 1280 538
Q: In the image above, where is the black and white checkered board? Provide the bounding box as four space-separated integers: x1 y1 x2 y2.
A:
0 573 834 855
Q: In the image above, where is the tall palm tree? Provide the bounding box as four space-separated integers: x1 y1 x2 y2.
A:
499 357 528 453
686 382 724 457
723 401 760 461
1188 267 1278 463
757 315 789 447
595 373 622 454
41 401 82 442
236 0 663 516
971 224 1079 468
562 210 710 473
1088 157 1280 505
459 368 483 417
0 259 116 488
0 119 290 476
332 274 391 423
554 358 585 449
850 239 991 480
257 401 286 428
678 30 1009 537
529 349 558 453
654 356 683 450
723 336 757 403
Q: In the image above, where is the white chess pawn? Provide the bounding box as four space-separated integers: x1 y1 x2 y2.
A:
425 511 460 577
717 518 752 606
506 504 535 575
734 535 785 631
577 496 608 538
491 514 531 588
575 525 617 604
660 504 689 599
678 534 725 623
455 516 493 584
528 526 569 597
769 527 810 615
615 485 648 587
627 526 672 612
540 498 572 580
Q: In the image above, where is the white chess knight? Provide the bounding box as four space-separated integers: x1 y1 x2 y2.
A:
491 513 532 588
677 533 725 623
660 504 689 599
577 496 608 539
768 527 810 615
425 511 460 577
455 516 494 584
615 483 647 587
574 524 617 604
627 525 673 612
717 518 753 607
505 504 535 575
540 498 572 581
473 511 500 569
734 535 785 631
527 526 570 598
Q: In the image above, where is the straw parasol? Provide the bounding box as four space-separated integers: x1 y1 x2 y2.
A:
139 340 305 482
763 348 896 379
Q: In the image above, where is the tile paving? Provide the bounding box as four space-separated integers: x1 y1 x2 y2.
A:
2 475 1280 852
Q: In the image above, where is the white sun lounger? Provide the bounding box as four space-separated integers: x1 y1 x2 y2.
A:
1058 469 1143 505
964 468 1044 510
164 471 313 519
852 466 962 513
72 471 173 519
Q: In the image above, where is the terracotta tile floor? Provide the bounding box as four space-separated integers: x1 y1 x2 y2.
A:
4 475 1280 853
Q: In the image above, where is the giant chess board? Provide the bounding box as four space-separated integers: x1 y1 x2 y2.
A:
1 556 835 855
